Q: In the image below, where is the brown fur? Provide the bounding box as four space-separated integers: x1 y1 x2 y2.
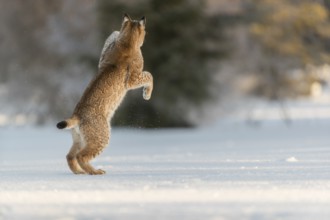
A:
57 14 153 175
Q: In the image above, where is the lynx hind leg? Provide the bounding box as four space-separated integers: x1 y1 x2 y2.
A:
76 118 109 175
66 130 86 174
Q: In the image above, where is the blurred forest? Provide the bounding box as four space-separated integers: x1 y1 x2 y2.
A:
0 0 330 127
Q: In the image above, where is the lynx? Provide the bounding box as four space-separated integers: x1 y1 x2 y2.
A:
56 14 153 175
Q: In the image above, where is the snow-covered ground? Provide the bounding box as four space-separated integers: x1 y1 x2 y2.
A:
1 100 330 220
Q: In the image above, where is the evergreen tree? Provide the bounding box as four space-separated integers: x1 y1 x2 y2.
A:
98 0 226 127
247 0 330 99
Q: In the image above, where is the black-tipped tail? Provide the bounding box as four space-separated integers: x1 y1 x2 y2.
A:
57 121 67 129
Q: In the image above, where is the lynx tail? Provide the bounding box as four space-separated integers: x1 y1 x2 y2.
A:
56 117 79 129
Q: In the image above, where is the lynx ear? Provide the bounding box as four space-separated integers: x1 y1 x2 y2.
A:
123 13 132 23
139 16 146 26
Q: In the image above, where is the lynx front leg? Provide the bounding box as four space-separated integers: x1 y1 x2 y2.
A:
142 71 153 100
127 71 153 100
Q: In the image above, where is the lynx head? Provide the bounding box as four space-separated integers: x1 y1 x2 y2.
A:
119 13 146 48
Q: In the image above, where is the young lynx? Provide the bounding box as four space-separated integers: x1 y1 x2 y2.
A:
57 14 153 175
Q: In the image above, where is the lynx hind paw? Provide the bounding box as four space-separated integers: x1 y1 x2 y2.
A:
143 87 152 100
89 169 106 175
73 170 86 175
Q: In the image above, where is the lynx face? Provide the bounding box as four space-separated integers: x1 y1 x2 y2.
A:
120 14 146 47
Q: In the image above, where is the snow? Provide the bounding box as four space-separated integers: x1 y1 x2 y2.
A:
285 157 298 163
1 101 330 220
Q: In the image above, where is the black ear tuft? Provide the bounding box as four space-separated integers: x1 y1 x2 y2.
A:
123 13 131 23
139 16 146 26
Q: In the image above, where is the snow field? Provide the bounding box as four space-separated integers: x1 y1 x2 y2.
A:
0 118 330 220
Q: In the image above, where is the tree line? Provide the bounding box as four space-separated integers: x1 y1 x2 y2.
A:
0 0 329 127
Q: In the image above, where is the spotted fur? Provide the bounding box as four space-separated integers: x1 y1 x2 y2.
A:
57 14 153 175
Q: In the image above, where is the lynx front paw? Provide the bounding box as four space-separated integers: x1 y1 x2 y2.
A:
143 86 152 100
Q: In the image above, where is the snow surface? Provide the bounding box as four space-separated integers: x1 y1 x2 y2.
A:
1 105 330 219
